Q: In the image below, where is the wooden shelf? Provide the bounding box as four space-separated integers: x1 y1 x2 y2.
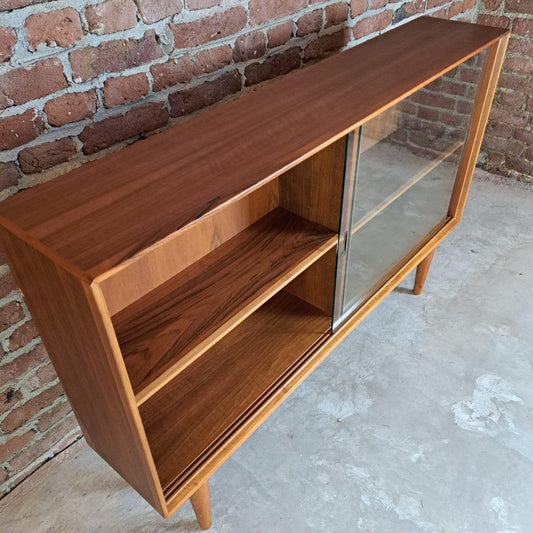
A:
139 290 331 494
113 207 337 403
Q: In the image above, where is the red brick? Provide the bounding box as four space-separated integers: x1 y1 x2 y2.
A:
85 0 138 35
353 11 393 39
267 21 293 48
497 89 526 107
505 0 533 14
103 73 149 107
151 56 193 91
481 0 503 9
171 7 246 49
350 0 367 18
187 0 220 8
490 105 529 127
506 155 533 175
296 10 323 37
233 31 267 63
0 271 17 299
458 66 483 83
70 30 163 82
0 430 35 464
513 128 533 146
439 110 464 127
0 388 22 417
7 320 39 351
0 163 19 190
36 363 58 387
392 0 425 23
448 1 464 18
417 105 439 121
326 3 349 27
512 17 533 37
498 72 531 93
0 345 48 385
18 137 77 174
503 55 532 74
192 45 232 77
169 70 241 117
508 37 533 56
0 59 67 110
441 80 467 96
25 8 83 50
369 0 387 8
1 382 64 433
477 13 511 28
0 301 25 331
0 27 16 63
483 149 506 169
9 415 80 473
485 135 524 155
249 0 307 25
79 102 169 155
37 399 71 433
136 0 182 23
44 91 97 127
245 47 301 86
304 28 350 61
427 0 448 7
486 120 512 138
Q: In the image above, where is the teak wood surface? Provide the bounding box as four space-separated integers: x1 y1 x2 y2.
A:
114 207 336 402
0 18 505 281
140 290 330 492
0 16 508 527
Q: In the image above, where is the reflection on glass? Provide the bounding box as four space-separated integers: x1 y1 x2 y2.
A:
334 51 486 326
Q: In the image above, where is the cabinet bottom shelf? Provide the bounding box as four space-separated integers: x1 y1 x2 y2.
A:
139 290 331 494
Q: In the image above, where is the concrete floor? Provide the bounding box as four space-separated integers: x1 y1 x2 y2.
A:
1 170 532 533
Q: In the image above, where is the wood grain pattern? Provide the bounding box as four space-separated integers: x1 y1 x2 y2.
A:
113 208 336 403
414 248 437 295
165 220 460 513
279 136 347 231
140 290 330 492
0 227 165 514
190 481 212 530
100 179 279 316
0 18 506 279
285 247 338 315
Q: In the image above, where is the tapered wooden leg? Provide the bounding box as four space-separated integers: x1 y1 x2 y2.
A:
413 249 436 295
190 481 212 530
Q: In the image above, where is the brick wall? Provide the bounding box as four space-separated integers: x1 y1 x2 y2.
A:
0 0 521 498
476 0 533 183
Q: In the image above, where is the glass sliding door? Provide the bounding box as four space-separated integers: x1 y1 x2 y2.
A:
334 51 487 328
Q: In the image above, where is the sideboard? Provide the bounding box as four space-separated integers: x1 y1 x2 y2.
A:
0 16 508 529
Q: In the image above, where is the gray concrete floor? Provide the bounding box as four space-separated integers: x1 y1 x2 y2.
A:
1 170 532 533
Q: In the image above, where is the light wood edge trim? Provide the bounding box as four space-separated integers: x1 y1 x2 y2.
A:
448 33 510 219
93 37 502 284
164 219 459 514
88 280 167 515
134 235 338 406
0 214 92 283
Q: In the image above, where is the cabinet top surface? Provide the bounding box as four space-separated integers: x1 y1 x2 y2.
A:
0 17 506 279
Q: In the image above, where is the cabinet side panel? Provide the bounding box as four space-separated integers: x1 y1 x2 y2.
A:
279 136 346 232
0 228 166 515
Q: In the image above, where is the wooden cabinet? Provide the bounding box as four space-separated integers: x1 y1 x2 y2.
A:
0 17 508 528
